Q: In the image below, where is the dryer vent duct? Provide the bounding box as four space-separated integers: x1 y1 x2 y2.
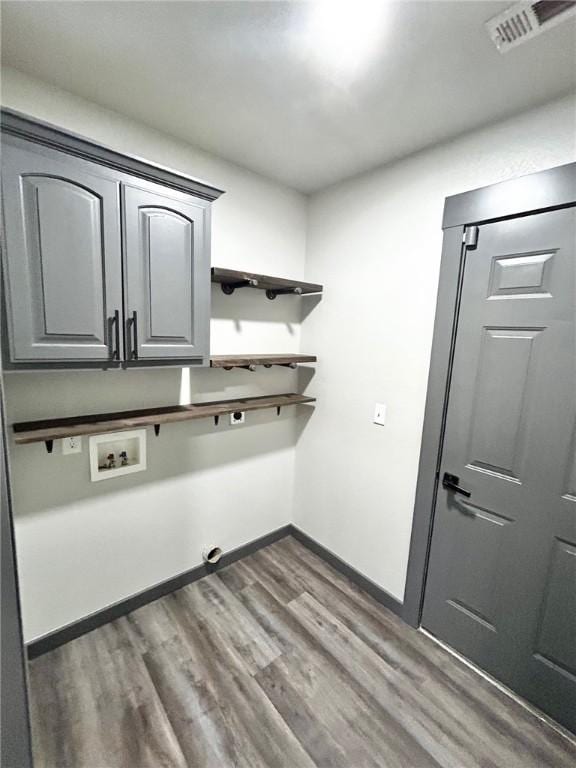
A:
202 546 223 565
486 1 576 52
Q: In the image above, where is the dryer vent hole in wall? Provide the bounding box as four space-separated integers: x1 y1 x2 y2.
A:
202 546 223 565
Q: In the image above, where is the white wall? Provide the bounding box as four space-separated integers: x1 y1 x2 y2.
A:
3 67 575 640
294 93 576 602
1 68 308 641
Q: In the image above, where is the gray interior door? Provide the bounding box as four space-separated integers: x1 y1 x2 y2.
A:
1 140 123 362
123 181 209 361
422 207 576 733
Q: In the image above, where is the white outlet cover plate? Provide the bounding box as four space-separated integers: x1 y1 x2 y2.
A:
230 411 246 426
374 403 386 426
62 436 82 454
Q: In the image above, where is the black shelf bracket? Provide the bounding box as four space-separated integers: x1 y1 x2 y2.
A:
276 406 282 416
221 278 258 295
13 393 316 448
266 287 303 300
153 424 161 436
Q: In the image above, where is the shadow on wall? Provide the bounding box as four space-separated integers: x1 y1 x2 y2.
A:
297 365 315 393
8 406 316 517
4 363 316 517
300 294 322 321
4 285 319 518
211 284 322 326
212 283 300 332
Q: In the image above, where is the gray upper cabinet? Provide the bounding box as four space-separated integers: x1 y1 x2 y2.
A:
1 113 222 369
1 140 123 363
123 182 209 362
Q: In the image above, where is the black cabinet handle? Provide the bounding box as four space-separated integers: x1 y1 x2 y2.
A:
108 310 120 360
442 472 471 498
113 309 121 360
130 311 139 360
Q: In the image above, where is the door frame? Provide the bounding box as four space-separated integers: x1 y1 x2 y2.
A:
0 358 33 765
403 161 576 628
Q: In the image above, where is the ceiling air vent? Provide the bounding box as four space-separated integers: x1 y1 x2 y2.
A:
486 1 576 52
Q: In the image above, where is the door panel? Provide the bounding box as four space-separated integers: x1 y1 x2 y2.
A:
534 539 576 678
1 141 122 362
443 498 514 635
487 251 554 298
26 177 105 337
422 207 576 732
564 433 576 501
467 328 540 482
146 209 193 339
123 183 209 361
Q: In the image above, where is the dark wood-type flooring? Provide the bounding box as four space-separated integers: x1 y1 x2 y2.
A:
28 536 576 768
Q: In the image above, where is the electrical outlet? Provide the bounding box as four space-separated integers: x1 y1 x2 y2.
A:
62 436 82 454
230 410 245 426
373 403 386 427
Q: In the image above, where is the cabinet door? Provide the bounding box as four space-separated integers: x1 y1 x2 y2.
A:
1 140 123 363
123 182 209 361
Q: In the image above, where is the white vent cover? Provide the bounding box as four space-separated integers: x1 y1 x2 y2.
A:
486 1 576 52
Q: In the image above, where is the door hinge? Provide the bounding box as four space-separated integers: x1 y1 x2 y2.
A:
463 225 479 249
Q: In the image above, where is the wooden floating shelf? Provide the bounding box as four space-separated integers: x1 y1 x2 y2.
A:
210 354 317 371
212 267 323 299
12 393 316 452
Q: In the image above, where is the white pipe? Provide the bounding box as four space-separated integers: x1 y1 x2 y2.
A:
202 546 222 565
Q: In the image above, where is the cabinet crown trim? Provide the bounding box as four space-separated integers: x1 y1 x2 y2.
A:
1 109 225 202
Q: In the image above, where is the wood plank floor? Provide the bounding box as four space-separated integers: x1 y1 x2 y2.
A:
28 536 576 768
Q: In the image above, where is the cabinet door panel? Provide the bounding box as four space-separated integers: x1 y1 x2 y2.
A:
1 142 122 362
124 183 209 361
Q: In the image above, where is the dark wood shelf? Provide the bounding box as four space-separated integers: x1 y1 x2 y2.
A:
212 267 323 299
210 354 316 371
12 393 316 452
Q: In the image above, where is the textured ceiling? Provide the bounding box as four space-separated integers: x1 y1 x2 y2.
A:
2 1 575 192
